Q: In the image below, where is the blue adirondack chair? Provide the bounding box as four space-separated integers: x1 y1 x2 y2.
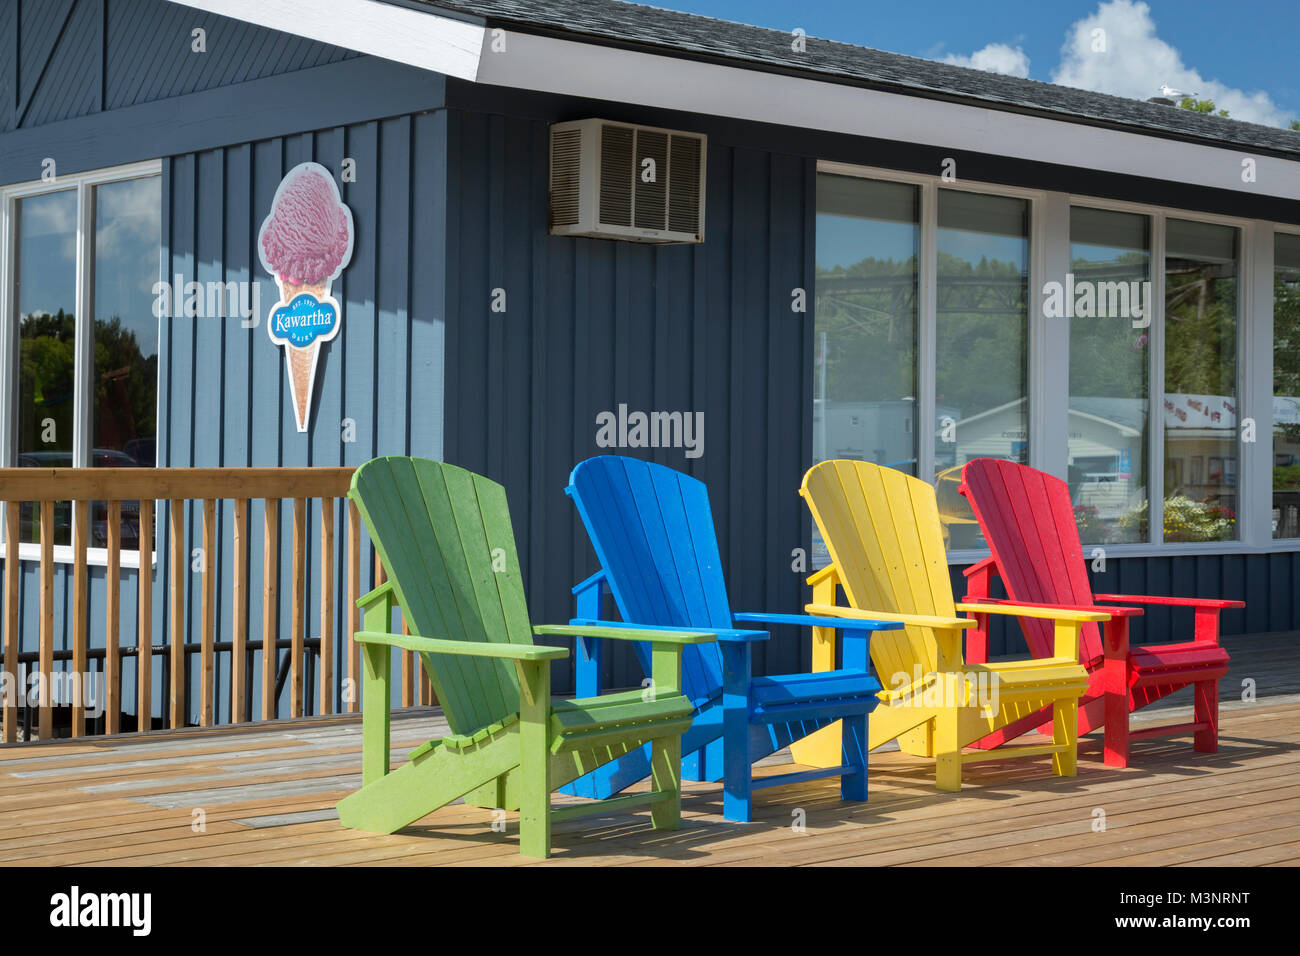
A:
558 455 901 822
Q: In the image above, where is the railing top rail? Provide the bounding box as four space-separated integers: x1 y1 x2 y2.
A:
0 467 357 502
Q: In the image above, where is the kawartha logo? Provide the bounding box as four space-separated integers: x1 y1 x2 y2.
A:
49 886 151 936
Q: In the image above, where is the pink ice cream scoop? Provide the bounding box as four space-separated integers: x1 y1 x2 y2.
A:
260 169 352 287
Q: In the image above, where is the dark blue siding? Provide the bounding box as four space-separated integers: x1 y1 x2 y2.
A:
3 0 356 133
444 107 818 691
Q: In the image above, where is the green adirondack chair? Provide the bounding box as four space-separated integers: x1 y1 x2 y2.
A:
336 457 714 859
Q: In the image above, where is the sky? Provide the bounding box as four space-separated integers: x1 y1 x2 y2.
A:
650 0 1300 127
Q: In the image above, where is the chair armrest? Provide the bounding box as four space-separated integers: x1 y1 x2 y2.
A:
732 611 904 632
355 580 396 611
955 600 1111 623
536 622 721 644
960 596 1144 619
1094 593 1245 610
962 555 998 579
355 630 568 661
805 603 976 631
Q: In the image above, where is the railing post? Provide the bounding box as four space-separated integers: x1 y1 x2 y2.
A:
320 497 335 716
232 498 248 723
169 498 186 729
104 500 121 735
138 499 154 732
39 500 54 741
3 502 18 743
262 498 279 721
346 501 360 714
200 498 216 727
72 501 89 737
291 497 305 718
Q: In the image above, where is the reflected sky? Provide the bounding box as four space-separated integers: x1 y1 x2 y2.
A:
95 176 161 358
17 189 77 318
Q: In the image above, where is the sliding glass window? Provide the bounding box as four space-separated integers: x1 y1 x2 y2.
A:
1274 231 1300 539
813 174 919 471
1163 218 1239 542
935 190 1030 549
1068 207 1151 544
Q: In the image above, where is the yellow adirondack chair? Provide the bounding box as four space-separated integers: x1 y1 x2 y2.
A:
790 460 1105 790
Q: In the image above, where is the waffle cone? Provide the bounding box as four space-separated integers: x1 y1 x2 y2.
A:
285 342 320 432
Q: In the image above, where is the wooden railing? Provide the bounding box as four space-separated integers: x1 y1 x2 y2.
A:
0 467 429 743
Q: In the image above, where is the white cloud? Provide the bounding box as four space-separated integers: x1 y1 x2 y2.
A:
1051 0 1287 126
943 42 1031 79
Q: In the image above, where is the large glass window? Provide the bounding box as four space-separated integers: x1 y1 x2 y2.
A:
814 175 919 470
935 190 1030 548
5 170 160 549
15 190 78 544
1274 232 1300 539
1163 219 1239 542
1068 207 1151 544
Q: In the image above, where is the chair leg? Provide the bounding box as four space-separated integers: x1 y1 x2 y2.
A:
1193 678 1219 753
1052 697 1078 778
1103 688 1130 768
517 662 551 859
840 712 868 803
650 733 682 831
935 713 961 792
720 641 753 823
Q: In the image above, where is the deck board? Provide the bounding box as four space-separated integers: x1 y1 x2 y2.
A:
0 697 1295 866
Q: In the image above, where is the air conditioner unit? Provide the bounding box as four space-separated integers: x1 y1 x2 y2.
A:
549 119 706 244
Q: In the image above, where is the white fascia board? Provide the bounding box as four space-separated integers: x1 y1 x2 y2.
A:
166 0 485 81
475 29 1300 202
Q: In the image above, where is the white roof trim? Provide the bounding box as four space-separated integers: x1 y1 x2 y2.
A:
165 0 485 81
475 29 1300 202
167 2 1298 202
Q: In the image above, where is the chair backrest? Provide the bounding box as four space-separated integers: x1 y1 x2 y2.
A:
959 458 1104 661
567 456 729 704
801 460 948 679
349 456 533 736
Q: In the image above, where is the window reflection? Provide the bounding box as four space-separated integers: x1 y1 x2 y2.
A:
1274 232 1300 539
1163 219 1239 542
935 190 1030 548
91 177 161 550
1068 207 1151 544
15 190 78 545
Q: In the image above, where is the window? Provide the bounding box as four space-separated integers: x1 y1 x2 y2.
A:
814 175 919 471
935 190 1030 548
1068 207 1151 544
1274 231 1300 539
2 164 161 551
1163 219 1239 542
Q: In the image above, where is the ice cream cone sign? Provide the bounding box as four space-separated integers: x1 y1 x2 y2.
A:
258 163 354 433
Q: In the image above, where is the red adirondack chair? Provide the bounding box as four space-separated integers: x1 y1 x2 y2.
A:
957 458 1244 767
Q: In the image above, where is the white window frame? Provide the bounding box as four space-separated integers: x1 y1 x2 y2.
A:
815 159 1296 561
0 159 163 568
1270 222 1300 541
817 160 1047 493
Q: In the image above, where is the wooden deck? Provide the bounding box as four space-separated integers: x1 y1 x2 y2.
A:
2 650 1297 866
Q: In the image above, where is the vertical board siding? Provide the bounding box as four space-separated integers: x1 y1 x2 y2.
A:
3 0 356 134
444 109 817 691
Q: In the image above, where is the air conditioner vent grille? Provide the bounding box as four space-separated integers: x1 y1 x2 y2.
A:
549 128 582 227
599 124 634 227
634 129 668 231
668 135 702 236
